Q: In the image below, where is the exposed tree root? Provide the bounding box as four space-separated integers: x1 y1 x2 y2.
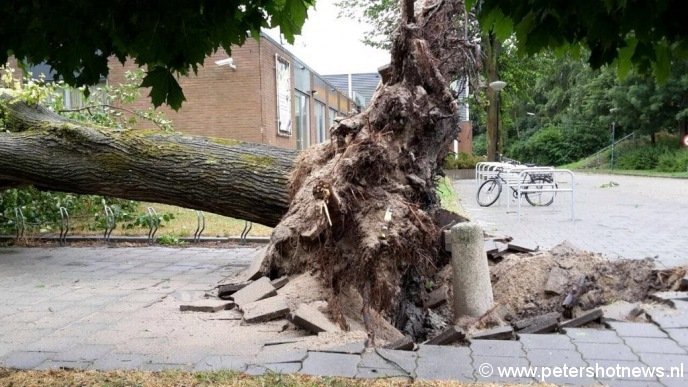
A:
261 0 478 343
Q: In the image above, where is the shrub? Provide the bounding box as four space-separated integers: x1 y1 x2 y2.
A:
506 125 571 166
443 152 485 169
615 146 668 170
656 149 688 172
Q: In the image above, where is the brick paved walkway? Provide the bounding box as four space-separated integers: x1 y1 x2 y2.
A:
454 173 688 268
1 244 687 384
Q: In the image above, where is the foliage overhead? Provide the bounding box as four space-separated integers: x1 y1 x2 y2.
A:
475 0 688 81
0 0 315 109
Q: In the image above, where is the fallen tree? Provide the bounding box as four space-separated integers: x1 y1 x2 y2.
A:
0 92 295 227
0 0 477 342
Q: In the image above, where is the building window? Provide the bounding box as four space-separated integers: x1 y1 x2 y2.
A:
275 54 292 135
315 102 327 143
328 108 337 129
295 91 310 150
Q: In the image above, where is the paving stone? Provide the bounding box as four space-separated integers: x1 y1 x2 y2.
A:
271 276 289 290
321 341 366 354
289 304 340 334
194 355 248 371
254 349 307 364
544 266 569 295
598 380 663 387
665 328 688 348
217 282 250 299
513 311 561 330
472 355 534 383
25 336 83 352
423 284 449 309
1 351 53 369
607 321 668 338
238 247 267 281
470 339 525 357
647 309 688 329
246 362 303 375
658 377 688 387
52 344 114 362
36 360 92 370
355 352 410 379
650 291 688 303
231 277 277 307
576 342 639 361
139 362 192 371
471 325 514 340
425 325 466 345
382 336 415 350
565 328 623 344
519 333 576 350
415 345 473 381
561 308 603 328
525 349 587 367
300 351 361 377
90 352 147 370
179 300 234 313
624 337 687 354
376 348 418 375
601 300 643 321
242 296 290 323
637 353 688 371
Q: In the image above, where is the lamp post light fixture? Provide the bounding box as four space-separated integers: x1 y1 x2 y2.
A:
488 81 507 160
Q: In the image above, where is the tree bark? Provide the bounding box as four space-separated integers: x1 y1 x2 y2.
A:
0 91 295 227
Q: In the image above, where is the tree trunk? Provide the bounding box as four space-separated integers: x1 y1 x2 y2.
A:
0 91 295 227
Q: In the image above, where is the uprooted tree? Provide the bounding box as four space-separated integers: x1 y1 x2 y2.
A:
1 0 478 341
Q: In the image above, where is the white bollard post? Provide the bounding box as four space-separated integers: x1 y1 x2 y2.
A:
451 222 494 320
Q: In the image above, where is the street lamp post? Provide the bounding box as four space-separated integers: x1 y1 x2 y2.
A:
489 81 507 160
609 108 619 169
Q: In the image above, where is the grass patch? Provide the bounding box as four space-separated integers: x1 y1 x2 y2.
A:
0 368 530 386
437 176 470 220
574 168 688 179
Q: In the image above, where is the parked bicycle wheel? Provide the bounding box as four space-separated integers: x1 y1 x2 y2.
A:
477 179 502 207
524 176 556 206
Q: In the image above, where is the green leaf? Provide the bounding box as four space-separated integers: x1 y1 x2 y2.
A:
616 36 637 79
653 41 671 83
140 67 186 110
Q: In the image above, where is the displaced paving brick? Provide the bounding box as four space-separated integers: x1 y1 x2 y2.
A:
179 300 234 313
520 315 559 334
255 349 307 364
513 311 560 330
383 336 415 351
289 304 340 334
423 284 449 309
525 349 586 367
217 282 250 299
376 348 418 375
231 277 277 307
240 247 268 281
544 266 569 295
471 325 514 340
425 325 466 345
321 341 366 354
600 300 643 321
242 296 290 323
560 308 603 328
271 276 289 290
650 291 688 303
507 241 538 253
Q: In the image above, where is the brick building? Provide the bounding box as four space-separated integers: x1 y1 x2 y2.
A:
107 33 354 150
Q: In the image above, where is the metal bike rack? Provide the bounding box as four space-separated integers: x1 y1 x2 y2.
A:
516 169 575 222
58 207 70 246
146 207 159 244
240 221 252 244
103 204 116 242
193 210 205 242
14 207 25 239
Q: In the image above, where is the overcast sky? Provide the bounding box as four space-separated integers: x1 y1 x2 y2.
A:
264 0 390 75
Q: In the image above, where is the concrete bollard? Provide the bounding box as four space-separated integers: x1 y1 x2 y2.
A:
451 222 494 320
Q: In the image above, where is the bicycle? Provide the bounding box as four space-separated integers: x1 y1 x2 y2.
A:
476 167 556 207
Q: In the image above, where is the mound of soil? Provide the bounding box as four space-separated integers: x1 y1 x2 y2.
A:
491 241 686 320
